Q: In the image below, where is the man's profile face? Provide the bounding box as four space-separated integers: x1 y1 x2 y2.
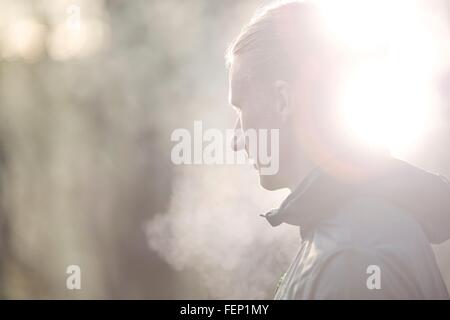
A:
228 55 292 191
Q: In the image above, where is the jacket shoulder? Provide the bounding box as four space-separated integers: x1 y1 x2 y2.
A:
291 197 449 299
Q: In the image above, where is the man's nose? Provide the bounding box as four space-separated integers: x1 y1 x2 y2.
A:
231 117 245 152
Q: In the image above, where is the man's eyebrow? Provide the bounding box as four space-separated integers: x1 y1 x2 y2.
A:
231 100 242 110
232 105 242 114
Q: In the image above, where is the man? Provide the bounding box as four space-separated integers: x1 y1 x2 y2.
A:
226 1 450 299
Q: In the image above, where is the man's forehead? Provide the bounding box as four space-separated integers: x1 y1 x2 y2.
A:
229 57 250 106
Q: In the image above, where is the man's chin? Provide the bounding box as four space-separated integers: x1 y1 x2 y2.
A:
258 173 283 191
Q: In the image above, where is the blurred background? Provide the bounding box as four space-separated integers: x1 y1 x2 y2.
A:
0 0 449 299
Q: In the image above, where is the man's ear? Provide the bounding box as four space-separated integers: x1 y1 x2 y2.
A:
274 80 291 122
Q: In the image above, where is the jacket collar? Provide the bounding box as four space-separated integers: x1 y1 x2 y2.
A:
262 156 450 244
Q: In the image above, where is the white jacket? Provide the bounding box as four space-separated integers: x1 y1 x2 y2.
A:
264 157 450 299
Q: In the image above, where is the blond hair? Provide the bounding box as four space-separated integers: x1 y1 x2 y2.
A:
226 1 334 80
